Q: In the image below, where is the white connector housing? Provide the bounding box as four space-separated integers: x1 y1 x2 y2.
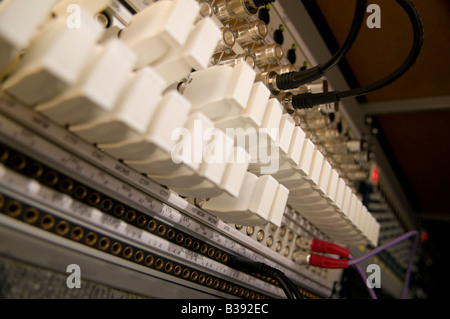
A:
183 63 256 120
36 38 136 125
268 184 289 227
326 169 340 203
271 127 305 185
3 14 104 106
126 112 212 176
305 149 324 188
220 147 251 197
260 98 283 139
295 138 315 177
334 178 347 211
69 66 166 144
278 114 295 157
174 145 251 199
316 158 332 196
0 0 59 75
52 0 111 16
168 129 234 195
202 172 282 226
154 17 221 84
120 0 199 68
99 90 191 161
215 81 270 130
341 185 353 219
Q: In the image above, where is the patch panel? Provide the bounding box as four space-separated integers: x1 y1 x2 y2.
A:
0 166 285 298
0 191 267 299
0 142 234 268
2 1 380 248
0 106 332 297
0 0 415 299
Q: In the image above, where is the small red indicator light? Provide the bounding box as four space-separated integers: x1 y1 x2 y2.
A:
421 230 428 242
372 166 379 184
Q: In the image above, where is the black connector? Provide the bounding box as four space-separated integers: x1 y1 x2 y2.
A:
252 0 276 7
291 91 339 110
229 257 283 278
276 67 324 91
287 48 297 64
229 256 303 299
258 6 270 24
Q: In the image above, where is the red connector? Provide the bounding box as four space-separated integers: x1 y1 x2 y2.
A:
294 237 352 269
309 254 349 269
311 239 350 258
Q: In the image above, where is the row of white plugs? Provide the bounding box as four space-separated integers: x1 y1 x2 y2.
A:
0 0 379 242
181 62 291 227
181 61 379 246
0 0 288 227
254 104 379 246
173 58 290 227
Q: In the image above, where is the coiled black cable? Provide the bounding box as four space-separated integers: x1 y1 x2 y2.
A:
289 0 424 110
276 0 368 90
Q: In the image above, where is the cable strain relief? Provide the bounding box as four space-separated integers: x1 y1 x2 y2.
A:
255 262 284 277
275 71 298 91
252 0 276 8
229 257 258 273
292 91 339 110
275 67 325 90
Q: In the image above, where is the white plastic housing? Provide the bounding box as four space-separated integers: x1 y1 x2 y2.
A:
52 0 111 16
317 159 332 196
100 90 191 161
120 0 199 68
173 145 250 199
284 126 304 167
126 112 212 176
202 173 280 226
0 0 59 75
348 193 359 226
326 169 340 203
36 39 136 125
305 149 324 187
154 17 221 84
69 66 166 144
341 185 353 219
294 138 315 177
278 114 295 157
260 98 283 139
334 178 347 211
271 127 306 186
183 63 256 120
169 130 234 197
3 14 104 106
220 146 251 197
246 98 283 172
268 184 289 227
215 81 270 130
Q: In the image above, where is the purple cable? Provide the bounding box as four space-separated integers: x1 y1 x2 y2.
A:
350 257 378 299
348 230 420 299
402 231 419 299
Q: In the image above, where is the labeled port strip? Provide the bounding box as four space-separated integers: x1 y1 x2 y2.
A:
0 142 233 267
0 143 328 298
0 164 290 298
0 191 269 299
